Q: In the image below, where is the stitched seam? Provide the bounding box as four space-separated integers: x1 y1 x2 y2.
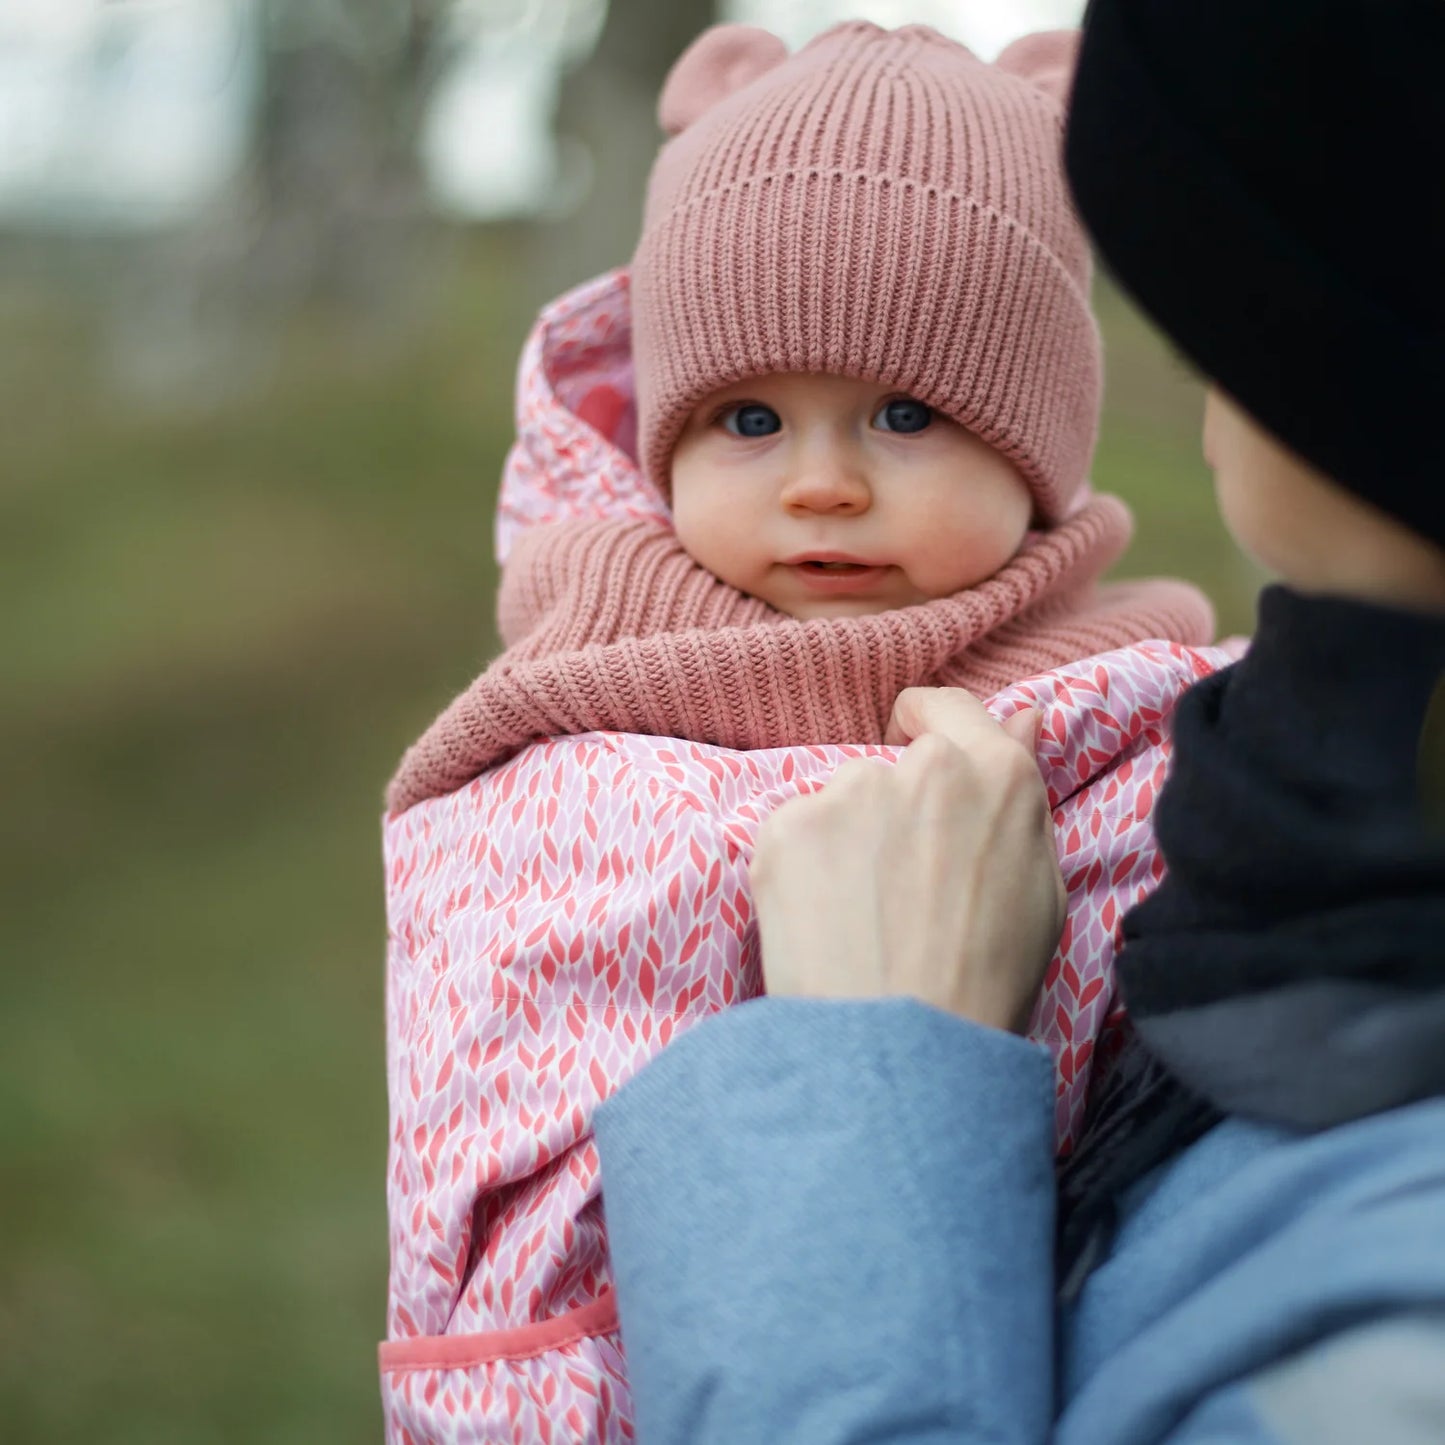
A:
380 1326 620 1372
380 1297 620 1373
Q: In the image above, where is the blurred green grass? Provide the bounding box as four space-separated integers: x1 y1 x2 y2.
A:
0 233 1257 1443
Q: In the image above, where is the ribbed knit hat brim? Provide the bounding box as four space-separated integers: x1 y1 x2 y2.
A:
634 167 1099 523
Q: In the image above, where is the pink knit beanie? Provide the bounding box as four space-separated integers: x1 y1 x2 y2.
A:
631 22 1101 525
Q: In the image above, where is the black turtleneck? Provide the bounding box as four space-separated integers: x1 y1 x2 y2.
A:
1119 585 1445 1121
1059 586 1445 1279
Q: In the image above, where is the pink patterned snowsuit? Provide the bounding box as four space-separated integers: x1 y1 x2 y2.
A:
379 272 1234 1444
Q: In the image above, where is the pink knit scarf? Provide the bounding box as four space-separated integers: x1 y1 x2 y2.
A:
388 494 1212 814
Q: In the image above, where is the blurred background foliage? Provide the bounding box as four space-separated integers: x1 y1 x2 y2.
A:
0 1 1260 1440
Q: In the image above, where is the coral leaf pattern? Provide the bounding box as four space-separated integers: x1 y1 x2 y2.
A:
380 636 1234 1442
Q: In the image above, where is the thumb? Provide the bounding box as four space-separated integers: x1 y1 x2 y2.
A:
999 707 1042 752
884 686 937 746
885 686 992 746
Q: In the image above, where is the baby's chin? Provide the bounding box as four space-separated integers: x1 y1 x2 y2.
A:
770 592 925 621
742 565 935 619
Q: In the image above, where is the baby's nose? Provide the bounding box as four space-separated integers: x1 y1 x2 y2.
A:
779 453 872 514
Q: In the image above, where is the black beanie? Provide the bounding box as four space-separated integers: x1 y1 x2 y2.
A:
1065 0 1445 547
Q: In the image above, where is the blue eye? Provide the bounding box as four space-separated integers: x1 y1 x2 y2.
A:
875 397 933 434
723 403 781 438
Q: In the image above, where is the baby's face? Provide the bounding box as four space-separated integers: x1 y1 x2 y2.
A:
669 374 1033 620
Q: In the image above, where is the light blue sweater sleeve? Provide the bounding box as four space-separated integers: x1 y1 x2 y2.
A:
593 997 1058 1444
595 997 1445 1444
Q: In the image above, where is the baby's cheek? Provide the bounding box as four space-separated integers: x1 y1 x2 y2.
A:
670 482 718 556
673 495 758 591
910 514 1023 594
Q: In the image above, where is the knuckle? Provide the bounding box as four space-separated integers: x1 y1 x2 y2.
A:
751 822 781 877
756 797 810 857
904 733 965 782
827 759 869 788
827 758 889 801
999 747 1044 797
910 732 956 765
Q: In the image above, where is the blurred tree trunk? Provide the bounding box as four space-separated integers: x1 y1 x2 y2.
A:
248 1 447 314
534 0 716 299
105 2 452 409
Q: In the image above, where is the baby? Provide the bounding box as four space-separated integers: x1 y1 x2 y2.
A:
379 22 1225 1445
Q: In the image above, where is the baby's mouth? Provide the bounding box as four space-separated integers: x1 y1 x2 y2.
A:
784 552 886 571
785 555 891 593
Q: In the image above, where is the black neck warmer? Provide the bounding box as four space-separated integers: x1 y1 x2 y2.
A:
1060 585 1445 1282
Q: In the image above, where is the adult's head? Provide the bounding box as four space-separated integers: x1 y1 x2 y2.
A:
1066 0 1445 610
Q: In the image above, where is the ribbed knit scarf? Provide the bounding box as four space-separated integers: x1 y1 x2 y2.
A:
388 494 1213 815
1059 586 1445 1280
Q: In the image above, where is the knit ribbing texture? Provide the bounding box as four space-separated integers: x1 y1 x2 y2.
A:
387 495 1213 815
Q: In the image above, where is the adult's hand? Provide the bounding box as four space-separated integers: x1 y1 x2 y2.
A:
750 688 1065 1032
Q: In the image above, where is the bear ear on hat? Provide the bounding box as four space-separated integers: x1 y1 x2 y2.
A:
659 24 789 137
993 29 1079 107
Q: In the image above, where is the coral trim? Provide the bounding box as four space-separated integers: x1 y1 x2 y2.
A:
378 1294 620 1373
